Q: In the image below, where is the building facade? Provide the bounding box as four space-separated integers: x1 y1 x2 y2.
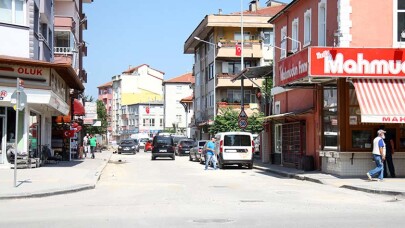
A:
0 0 92 166
162 73 194 136
267 0 405 176
110 64 164 141
97 81 113 142
184 0 285 140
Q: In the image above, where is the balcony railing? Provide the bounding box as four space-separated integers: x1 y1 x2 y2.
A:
217 40 263 58
54 46 74 54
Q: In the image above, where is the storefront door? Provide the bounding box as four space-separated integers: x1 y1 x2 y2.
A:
273 124 282 165
0 116 4 164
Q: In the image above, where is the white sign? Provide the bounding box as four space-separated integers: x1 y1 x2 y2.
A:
85 102 97 119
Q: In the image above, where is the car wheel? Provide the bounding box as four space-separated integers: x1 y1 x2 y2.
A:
151 156 155 160
247 163 253 169
189 154 192 161
217 158 223 169
172 156 175 160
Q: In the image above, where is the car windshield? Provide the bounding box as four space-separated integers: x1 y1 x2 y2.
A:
155 137 172 146
140 138 149 143
120 140 134 145
224 135 251 146
180 141 194 146
198 141 207 147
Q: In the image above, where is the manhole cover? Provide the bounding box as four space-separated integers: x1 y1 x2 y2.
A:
240 200 264 203
193 219 233 224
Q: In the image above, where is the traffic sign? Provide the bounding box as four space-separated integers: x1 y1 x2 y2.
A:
10 90 27 111
238 109 248 119
238 119 248 129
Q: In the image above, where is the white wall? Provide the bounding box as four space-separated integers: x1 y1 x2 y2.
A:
164 83 193 129
0 27 30 58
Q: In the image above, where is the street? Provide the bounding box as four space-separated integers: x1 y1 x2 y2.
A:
0 151 405 228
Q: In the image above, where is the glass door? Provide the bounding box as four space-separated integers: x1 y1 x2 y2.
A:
0 116 4 164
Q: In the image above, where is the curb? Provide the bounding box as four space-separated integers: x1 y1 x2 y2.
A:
0 151 113 200
253 165 404 196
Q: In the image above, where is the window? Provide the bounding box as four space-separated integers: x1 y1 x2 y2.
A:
227 90 253 103
323 87 338 150
291 18 299 52
143 118 150 126
280 26 287 59
397 0 405 42
160 119 163 127
0 0 25 25
234 32 251 41
262 29 274 46
176 86 182 92
176 115 182 123
54 31 73 52
208 62 214 80
151 119 155 127
318 0 327 46
274 101 281 115
227 61 252 74
304 9 312 46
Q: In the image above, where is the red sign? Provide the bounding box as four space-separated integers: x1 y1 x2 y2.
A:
310 47 405 77
146 106 150 114
236 43 241 56
63 130 75 138
277 48 309 86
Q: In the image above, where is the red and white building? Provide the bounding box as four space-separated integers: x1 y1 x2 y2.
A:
266 0 405 176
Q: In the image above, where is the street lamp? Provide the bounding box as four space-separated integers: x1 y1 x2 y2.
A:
194 36 217 119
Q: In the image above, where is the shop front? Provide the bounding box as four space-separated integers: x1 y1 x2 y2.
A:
0 57 83 167
271 47 405 176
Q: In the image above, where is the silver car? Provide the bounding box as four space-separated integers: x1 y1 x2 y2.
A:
189 140 209 163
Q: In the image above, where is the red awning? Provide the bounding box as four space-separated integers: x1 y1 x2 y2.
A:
73 99 85 116
352 79 405 123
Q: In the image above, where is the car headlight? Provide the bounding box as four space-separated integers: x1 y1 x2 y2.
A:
131 146 135 149
118 146 122 149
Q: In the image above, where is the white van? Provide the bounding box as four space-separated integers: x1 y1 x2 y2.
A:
214 132 254 169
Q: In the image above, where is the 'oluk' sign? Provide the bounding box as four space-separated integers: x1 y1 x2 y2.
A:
310 47 405 77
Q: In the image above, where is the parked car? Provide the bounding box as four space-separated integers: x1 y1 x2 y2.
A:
151 135 175 160
171 135 188 146
214 132 254 169
117 139 139 154
139 138 150 150
144 140 152 152
189 140 209 162
175 139 194 156
253 134 260 154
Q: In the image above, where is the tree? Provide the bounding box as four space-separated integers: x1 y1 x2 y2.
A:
209 107 264 135
84 100 108 135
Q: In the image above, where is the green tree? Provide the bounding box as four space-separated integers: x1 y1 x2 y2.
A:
84 100 108 135
209 107 264 135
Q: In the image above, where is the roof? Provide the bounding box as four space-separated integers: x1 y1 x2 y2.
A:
180 95 193 103
231 65 273 82
164 72 194 84
97 81 113 88
122 64 165 75
232 4 286 16
268 0 299 24
0 55 84 90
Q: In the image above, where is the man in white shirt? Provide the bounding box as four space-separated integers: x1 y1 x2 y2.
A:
83 133 90 158
366 129 386 181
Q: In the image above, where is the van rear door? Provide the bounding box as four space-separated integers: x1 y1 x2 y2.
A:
221 134 252 161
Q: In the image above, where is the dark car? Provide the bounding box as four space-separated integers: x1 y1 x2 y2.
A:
118 139 138 154
151 136 175 160
189 140 209 162
172 135 188 146
175 139 194 156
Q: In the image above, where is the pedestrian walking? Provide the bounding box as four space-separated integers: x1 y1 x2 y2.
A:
366 129 386 181
204 137 217 170
89 134 97 159
379 126 396 178
83 133 90 158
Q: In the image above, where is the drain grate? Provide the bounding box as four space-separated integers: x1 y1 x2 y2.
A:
193 219 233 224
240 200 264 203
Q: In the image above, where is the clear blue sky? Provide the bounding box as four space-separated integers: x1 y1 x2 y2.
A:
83 0 291 98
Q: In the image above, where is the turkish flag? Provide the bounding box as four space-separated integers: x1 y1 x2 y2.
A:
63 130 75 138
146 106 150 114
236 43 241 56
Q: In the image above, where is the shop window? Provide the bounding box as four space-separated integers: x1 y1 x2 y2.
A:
323 87 338 150
400 128 405 149
352 130 372 149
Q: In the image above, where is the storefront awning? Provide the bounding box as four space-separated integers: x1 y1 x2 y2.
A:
73 99 85 116
260 108 314 121
352 79 405 123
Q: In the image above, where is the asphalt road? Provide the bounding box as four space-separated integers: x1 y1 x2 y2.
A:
1 150 405 228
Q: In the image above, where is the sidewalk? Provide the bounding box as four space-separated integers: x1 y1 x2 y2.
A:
0 150 112 200
253 158 405 197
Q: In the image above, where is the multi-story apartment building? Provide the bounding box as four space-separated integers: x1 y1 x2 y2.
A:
0 0 92 166
162 73 194 136
184 0 285 140
111 64 164 141
121 102 164 138
266 0 405 176
97 81 113 141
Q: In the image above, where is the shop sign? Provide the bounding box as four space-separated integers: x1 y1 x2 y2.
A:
0 90 7 100
277 48 309 86
0 64 50 87
310 47 405 77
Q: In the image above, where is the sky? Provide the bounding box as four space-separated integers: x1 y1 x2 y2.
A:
83 0 291 99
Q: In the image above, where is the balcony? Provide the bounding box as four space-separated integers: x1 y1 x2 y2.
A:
217 40 263 59
216 73 262 88
217 102 259 116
